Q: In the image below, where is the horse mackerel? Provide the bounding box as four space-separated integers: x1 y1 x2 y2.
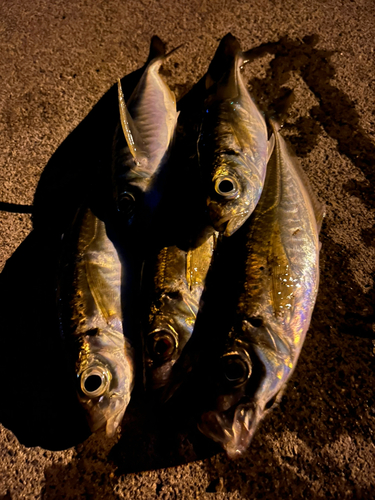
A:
199 120 323 457
198 33 274 237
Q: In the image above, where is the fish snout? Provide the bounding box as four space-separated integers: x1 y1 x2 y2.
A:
199 398 260 457
224 403 259 458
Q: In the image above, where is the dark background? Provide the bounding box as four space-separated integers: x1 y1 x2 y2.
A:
0 0 374 498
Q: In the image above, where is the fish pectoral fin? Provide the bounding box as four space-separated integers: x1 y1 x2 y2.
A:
267 133 275 163
117 79 148 165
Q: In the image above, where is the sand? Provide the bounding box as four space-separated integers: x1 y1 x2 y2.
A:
0 0 375 498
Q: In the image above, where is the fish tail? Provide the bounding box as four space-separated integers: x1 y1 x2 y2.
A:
164 43 184 60
206 33 242 87
242 41 279 66
147 36 183 65
146 36 166 63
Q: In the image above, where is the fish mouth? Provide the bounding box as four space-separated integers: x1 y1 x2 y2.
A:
199 402 260 458
212 211 249 236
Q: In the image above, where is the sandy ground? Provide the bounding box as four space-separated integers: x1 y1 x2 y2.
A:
0 0 375 498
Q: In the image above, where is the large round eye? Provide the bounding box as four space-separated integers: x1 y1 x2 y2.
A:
80 366 110 398
118 191 135 217
214 176 239 198
220 352 252 387
148 330 177 362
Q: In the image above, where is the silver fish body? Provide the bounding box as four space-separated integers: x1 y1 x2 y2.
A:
199 120 323 457
112 36 179 218
58 208 134 437
143 234 216 389
198 34 273 237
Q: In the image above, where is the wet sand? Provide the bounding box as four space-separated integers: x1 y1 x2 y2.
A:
0 0 374 498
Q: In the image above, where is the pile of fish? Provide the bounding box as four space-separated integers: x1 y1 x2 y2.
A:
57 33 323 458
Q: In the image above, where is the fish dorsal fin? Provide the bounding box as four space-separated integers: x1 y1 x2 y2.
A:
117 79 148 165
271 120 325 233
267 133 275 163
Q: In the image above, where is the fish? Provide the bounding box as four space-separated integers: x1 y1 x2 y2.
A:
198 33 274 237
142 233 217 390
58 207 134 437
112 36 179 220
198 119 324 457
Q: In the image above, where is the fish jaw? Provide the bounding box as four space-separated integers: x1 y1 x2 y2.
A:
210 209 250 237
199 402 260 458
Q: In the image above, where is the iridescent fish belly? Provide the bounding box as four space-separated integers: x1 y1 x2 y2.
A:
112 36 179 219
199 120 323 457
198 33 274 237
143 234 216 389
58 208 134 437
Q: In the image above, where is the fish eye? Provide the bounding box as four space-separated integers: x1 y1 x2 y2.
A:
148 330 177 362
80 366 110 398
220 352 252 387
214 177 239 198
118 191 135 217
249 317 263 328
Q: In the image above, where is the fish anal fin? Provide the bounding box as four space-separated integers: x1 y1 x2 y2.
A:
117 79 148 165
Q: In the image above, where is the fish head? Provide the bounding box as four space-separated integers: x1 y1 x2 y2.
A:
76 342 134 437
198 320 293 456
207 155 262 236
145 291 196 389
197 346 253 427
